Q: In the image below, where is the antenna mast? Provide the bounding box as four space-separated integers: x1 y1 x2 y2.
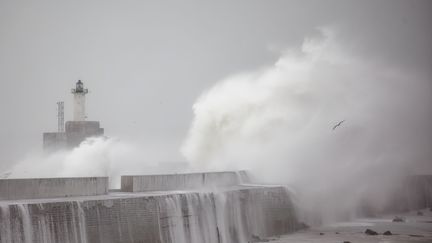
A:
57 101 64 132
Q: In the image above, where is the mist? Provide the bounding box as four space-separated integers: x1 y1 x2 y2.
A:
4 27 431 223
5 137 188 188
181 28 432 223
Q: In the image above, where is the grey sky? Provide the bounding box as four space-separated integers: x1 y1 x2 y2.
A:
0 0 431 170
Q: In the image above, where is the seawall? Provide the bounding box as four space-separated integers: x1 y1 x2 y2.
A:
0 186 299 243
0 172 301 243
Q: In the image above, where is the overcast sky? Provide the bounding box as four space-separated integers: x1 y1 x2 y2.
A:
0 0 431 171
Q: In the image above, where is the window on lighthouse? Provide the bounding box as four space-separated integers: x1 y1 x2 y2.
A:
76 80 83 92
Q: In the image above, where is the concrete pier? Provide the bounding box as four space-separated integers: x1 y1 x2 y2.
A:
1 173 430 242
0 172 301 243
0 185 299 243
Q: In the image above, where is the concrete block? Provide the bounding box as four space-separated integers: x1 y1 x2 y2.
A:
121 171 242 192
0 177 108 200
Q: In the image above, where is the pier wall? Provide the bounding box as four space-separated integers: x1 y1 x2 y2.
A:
121 171 242 192
0 177 108 200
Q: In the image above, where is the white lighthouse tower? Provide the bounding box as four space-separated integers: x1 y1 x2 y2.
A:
71 80 88 121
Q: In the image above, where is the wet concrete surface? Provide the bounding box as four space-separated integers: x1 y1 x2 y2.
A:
258 208 432 243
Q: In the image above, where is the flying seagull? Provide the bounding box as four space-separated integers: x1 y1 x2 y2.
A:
332 120 345 130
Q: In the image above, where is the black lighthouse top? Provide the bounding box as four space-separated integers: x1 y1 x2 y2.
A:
71 80 88 94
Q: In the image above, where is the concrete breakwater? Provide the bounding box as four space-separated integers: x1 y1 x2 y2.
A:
0 172 300 243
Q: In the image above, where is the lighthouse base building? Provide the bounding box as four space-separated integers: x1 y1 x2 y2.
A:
43 121 104 150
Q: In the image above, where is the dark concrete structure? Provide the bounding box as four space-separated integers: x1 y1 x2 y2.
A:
43 121 104 151
64 121 104 148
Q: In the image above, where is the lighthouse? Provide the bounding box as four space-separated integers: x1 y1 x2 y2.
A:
43 80 104 151
71 80 88 121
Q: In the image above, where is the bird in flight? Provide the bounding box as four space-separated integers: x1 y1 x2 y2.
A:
332 120 345 130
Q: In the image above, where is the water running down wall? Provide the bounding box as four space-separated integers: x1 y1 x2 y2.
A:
0 201 87 243
0 186 299 243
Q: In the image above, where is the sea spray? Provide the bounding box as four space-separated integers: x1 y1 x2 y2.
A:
181 28 432 223
5 137 174 189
